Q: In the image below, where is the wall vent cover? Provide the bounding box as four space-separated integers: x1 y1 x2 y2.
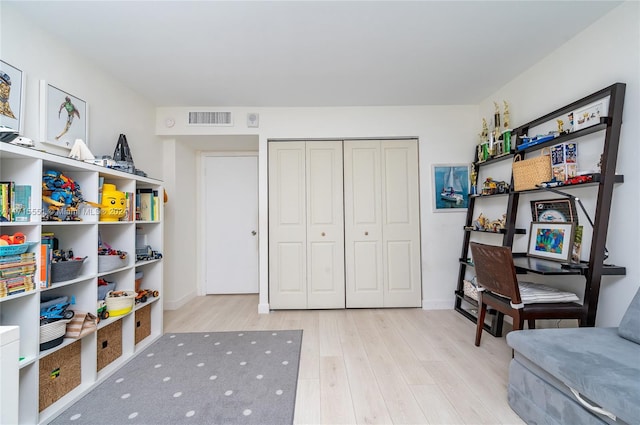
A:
188 111 233 126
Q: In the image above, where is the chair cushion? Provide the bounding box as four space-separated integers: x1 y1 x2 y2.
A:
618 287 640 344
517 281 580 304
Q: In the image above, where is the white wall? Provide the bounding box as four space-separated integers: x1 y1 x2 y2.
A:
0 4 161 178
479 1 639 326
157 106 478 312
162 139 199 309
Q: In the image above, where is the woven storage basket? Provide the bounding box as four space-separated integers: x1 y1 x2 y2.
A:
135 303 152 344
97 320 122 371
98 254 128 273
105 290 136 316
513 149 552 192
40 319 71 351
39 340 81 411
512 149 552 191
51 257 86 283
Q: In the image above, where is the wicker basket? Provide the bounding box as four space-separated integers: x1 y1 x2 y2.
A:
512 149 552 191
51 257 87 283
105 290 136 316
39 340 81 411
98 254 128 273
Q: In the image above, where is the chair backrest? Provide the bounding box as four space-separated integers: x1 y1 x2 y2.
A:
470 242 522 305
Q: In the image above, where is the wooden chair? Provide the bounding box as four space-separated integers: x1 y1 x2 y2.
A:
469 242 584 346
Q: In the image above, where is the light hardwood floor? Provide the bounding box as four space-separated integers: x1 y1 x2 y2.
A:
164 295 524 425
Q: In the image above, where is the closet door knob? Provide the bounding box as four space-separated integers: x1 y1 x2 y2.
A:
365 231 369 236
321 232 326 236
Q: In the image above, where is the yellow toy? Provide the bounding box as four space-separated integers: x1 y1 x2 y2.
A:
100 184 126 221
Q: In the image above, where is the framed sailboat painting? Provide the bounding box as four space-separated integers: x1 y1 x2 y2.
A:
432 164 470 212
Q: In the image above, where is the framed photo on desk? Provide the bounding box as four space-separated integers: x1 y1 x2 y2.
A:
527 221 575 262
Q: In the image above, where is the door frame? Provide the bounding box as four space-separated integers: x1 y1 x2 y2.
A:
198 151 259 296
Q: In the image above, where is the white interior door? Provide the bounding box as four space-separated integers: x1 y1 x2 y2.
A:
204 155 259 294
268 142 308 308
306 141 345 309
344 141 384 307
381 140 422 307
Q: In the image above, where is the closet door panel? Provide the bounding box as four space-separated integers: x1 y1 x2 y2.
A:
344 141 384 308
381 140 422 307
268 142 307 309
306 141 345 309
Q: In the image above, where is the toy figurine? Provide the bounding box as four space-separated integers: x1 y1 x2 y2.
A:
557 119 564 133
470 167 478 195
472 213 487 231
42 170 101 221
100 184 127 222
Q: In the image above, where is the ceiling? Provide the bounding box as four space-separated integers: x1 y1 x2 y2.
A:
5 1 622 107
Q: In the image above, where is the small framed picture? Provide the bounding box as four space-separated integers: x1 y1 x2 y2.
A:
39 80 88 149
572 99 608 132
527 221 575 262
0 60 25 134
432 164 469 212
530 198 578 223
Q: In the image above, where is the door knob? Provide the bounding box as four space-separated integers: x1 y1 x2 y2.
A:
321 232 326 236
251 230 257 236
365 231 369 236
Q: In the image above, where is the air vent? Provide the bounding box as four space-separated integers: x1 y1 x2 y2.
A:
188 111 233 126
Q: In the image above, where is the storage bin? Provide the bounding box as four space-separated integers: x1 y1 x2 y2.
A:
39 340 81 411
97 320 122 371
105 290 136 316
98 254 128 273
39 319 71 351
134 303 151 344
51 257 86 283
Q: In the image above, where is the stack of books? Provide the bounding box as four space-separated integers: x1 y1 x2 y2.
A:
0 251 36 297
136 188 159 221
0 181 31 222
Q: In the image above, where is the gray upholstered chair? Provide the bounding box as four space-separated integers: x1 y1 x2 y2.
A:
469 242 584 346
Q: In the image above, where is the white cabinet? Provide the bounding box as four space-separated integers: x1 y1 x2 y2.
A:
268 141 345 309
0 142 163 424
268 139 421 310
344 140 422 308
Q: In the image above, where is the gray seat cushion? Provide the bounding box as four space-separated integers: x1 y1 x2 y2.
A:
507 327 640 424
619 287 640 344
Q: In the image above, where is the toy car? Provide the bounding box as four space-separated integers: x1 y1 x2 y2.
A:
97 300 109 322
136 245 163 262
135 289 159 304
40 302 74 325
564 174 593 185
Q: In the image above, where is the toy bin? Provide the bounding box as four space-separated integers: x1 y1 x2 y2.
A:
134 303 152 344
98 253 128 273
39 319 71 351
39 340 81 411
51 257 86 283
97 320 122 371
105 290 136 317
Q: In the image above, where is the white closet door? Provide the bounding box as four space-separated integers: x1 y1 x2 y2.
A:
306 141 345 308
344 141 384 307
380 140 422 307
268 142 307 309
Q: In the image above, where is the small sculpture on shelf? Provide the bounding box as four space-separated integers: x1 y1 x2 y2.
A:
42 170 100 221
502 101 512 153
470 167 478 195
472 213 487 231
489 214 507 232
482 177 498 195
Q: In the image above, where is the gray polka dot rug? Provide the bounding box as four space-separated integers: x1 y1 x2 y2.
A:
50 330 302 424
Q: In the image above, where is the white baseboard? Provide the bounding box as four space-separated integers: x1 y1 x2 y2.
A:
422 299 454 310
258 303 270 314
163 291 197 310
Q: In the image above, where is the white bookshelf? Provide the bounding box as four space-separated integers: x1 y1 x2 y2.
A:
0 142 164 424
